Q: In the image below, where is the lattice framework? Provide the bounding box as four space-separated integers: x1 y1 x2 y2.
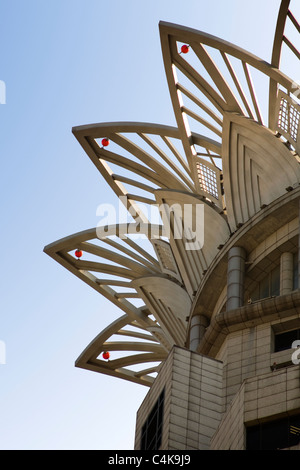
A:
44 1 300 386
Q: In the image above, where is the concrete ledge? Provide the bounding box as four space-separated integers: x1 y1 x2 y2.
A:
198 290 300 357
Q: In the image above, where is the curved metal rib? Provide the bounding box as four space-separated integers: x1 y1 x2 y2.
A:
75 315 167 387
159 20 300 160
72 121 225 218
270 1 300 125
44 224 192 385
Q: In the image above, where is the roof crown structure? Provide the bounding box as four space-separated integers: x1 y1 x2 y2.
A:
44 0 300 387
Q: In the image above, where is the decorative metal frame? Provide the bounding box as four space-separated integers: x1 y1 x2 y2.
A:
44 1 300 386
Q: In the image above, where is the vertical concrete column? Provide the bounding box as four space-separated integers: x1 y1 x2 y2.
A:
280 252 293 295
189 314 208 351
227 246 246 311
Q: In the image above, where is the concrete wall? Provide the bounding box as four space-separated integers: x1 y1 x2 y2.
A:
135 317 300 450
216 316 300 409
211 365 300 450
134 346 223 450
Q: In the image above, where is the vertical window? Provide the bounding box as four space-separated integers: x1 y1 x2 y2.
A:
293 253 298 290
141 389 165 450
270 266 280 297
251 265 280 302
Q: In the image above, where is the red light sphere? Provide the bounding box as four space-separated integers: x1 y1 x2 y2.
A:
101 138 110 147
181 44 189 54
102 351 110 360
75 249 83 259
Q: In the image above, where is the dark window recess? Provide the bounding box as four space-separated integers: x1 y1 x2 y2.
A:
293 253 298 290
275 328 300 352
251 265 280 302
246 414 300 450
141 389 165 450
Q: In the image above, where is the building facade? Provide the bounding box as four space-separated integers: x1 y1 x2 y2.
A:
134 187 300 450
45 0 300 450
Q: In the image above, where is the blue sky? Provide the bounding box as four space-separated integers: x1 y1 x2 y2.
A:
0 0 298 450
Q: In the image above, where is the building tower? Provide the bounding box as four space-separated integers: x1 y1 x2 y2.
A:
44 0 300 450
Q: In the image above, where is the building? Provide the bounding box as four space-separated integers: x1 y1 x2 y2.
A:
44 0 300 450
